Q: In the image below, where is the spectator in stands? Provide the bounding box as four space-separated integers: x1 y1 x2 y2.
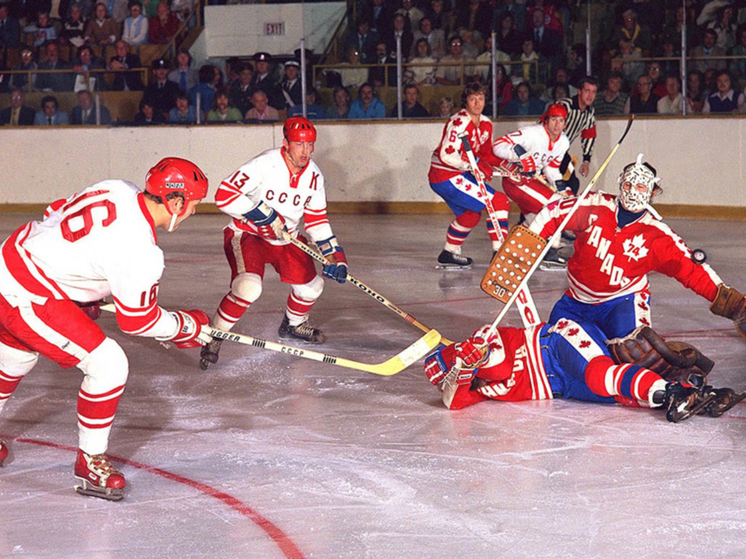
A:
224 56 240 89
436 35 470 85
229 62 254 116
503 81 544 116
730 24 746 86
593 71 627 116
36 42 74 92
686 70 707 113
280 59 302 110
0 86 35 125
541 67 577 103
112 0 132 23
71 89 112 124
345 18 377 65
11 47 37 90
85 2 119 45
348 81 386 119
426 0 450 37
108 39 144 90
703 69 745 113
34 95 69 125
0 5 19 49
168 48 197 92
338 48 368 88
491 63 513 113
404 37 436 86
460 28 480 60
612 38 645 90
528 7 564 72
644 61 667 98
133 97 164 124
454 0 490 40
251 52 283 110
708 4 737 50
365 0 391 38
142 0 159 18
122 0 148 45
656 74 684 115
26 10 56 47
494 11 521 58
207 89 242 122
168 91 197 123
514 37 544 85
624 74 659 115
148 0 178 44
473 34 510 84
607 8 652 57
143 57 180 118
244 89 279 121
189 64 216 118
566 43 586 88
437 95 454 117
389 83 429 117
288 86 325 120
72 45 106 91
369 40 397 87
412 16 445 60
396 0 424 33
384 13 413 62
60 4 87 47
325 85 351 119
690 28 727 74
661 6 695 52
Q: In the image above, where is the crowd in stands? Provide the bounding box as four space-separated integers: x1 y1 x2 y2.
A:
3 0 746 125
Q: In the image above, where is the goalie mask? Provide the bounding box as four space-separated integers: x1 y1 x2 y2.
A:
617 153 661 212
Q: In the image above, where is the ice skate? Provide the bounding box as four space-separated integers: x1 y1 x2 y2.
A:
199 338 223 370
539 247 567 271
436 250 473 270
278 315 326 344
660 381 716 423
74 449 125 501
0 439 8 467
702 387 746 418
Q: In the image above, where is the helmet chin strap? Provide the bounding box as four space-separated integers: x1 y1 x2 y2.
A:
168 212 178 232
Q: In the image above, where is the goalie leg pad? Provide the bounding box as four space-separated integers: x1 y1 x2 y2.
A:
481 225 547 302
607 326 714 381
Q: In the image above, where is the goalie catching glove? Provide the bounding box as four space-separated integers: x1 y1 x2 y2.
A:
317 236 348 284
513 145 536 175
424 338 489 386
157 310 212 349
709 284 746 340
607 326 714 381
243 201 287 240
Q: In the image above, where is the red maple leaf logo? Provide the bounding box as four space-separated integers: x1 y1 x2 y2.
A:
455 177 463 185
579 340 591 348
640 317 650 326
638 302 648 311
568 328 579 336
602 193 616 202
556 320 568 329
445 146 456 155
453 118 463 127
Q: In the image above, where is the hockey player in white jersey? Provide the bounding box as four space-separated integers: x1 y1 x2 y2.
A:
0 158 211 501
200 117 348 369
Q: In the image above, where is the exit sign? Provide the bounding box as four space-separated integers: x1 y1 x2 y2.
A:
265 22 285 36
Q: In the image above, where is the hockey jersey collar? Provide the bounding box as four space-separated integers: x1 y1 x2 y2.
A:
280 146 309 189
137 192 158 242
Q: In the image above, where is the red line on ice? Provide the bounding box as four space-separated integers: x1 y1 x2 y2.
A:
3 436 307 559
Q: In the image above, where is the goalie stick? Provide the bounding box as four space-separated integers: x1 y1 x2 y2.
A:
282 232 454 345
100 304 441 376
458 134 541 328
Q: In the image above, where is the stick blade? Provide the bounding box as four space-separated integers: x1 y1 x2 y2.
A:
367 329 442 376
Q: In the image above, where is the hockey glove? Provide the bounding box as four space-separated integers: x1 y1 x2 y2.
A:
513 145 536 175
476 158 494 181
709 284 746 339
455 338 488 368
243 202 287 240
317 236 348 284
165 309 212 349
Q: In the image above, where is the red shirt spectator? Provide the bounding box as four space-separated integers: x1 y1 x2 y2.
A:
149 2 179 44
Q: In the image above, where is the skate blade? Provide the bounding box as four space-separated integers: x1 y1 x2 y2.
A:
539 263 566 272
278 334 326 345
75 478 124 501
706 391 746 418
668 393 718 423
199 358 212 370
435 264 473 271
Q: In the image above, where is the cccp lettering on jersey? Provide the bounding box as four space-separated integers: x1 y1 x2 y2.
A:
265 190 313 207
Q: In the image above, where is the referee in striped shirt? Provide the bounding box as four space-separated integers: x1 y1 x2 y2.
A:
558 76 599 195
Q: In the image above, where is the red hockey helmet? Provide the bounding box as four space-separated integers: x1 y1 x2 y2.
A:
145 157 209 209
542 102 568 122
283 116 317 143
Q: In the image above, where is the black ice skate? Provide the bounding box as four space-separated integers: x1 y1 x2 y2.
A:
199 338 223 370
539 247 567 271
702 387 746 418
436 250 473 270
74 450 125 501
659 381 716 423
0 439 8 467
278 315 326 344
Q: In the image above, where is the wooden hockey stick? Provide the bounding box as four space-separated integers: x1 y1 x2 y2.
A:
458 134 541 327
282 232 454 345
100 304 441 376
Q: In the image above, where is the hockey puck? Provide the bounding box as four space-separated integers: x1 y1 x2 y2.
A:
691 248 707 264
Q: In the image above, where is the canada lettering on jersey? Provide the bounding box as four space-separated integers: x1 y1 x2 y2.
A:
586 224 633 288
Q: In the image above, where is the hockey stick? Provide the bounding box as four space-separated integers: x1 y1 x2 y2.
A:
282 232 454 345
100 304 441 376
458 134 541 328
479 115 635 342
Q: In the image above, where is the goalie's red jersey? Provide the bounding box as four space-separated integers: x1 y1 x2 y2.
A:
528 191 723 304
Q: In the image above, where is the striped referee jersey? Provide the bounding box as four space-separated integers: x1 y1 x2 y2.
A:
558 96 597 162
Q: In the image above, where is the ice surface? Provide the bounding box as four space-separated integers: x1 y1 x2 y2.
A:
0 213 744 559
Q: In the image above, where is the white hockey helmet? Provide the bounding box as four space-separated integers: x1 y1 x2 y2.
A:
618 153 661 212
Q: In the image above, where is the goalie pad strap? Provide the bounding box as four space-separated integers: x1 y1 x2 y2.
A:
481 225 547 302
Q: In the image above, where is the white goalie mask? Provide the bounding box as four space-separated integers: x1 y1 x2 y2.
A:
618 153 661 212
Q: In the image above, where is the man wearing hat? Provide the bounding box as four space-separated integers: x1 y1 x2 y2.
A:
280 59 303 109
143 57 181 119
251 52 284 110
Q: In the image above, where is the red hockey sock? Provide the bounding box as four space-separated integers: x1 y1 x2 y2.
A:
0 370 23 408
446 210 481 249
585 356 662 402
286 291 316 325
216 292 252 329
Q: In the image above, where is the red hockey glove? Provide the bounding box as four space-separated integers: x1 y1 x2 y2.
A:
513 145 536 175
455 337 488 368
476 158 494 181
169 310 211 348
